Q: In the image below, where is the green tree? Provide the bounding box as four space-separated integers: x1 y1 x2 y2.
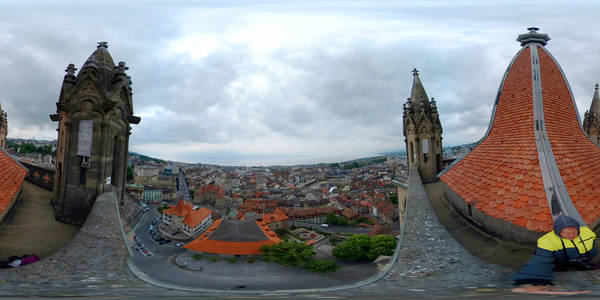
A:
332 235 371 261
337 217 349 226
260 241 315 267
325 212 338 225
126 166 133 181
366 235 396 261
19 143 37 153
388 194 398 204
333 234 396 262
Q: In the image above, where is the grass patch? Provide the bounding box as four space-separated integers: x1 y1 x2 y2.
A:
192 254 203 260
209 256 220 262
246 257 256 263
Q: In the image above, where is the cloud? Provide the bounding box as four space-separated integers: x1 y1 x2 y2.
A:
1 1 600 165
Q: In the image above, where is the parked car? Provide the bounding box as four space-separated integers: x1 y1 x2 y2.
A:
320 224 329 228
175 243 183 247
159 240 171 245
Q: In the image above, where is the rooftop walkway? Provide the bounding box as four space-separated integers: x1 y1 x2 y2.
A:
1 170 600 297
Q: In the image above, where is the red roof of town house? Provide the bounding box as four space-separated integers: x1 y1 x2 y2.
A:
260 208 289 224
195 184 224 199
0 150 27 216
183 219 280 255
163 199 211 227
440 28 600 233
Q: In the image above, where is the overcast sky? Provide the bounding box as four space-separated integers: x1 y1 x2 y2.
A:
1 0 599 166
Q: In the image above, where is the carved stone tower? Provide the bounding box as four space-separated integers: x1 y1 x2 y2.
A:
50 42 141 225
0 102 6 149
583 83 600 146
402 68 443 183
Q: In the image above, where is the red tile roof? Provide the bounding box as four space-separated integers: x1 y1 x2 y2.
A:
259 208 289 224
537 47 600 224
183 219 281 255
441 45 592 233
0 150 27 216
163 199 211 227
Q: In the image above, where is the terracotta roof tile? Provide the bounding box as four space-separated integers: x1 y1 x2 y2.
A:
538 47 600 225
0 151 27 215
440 47 550 232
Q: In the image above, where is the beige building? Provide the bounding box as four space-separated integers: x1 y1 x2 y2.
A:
133 165 160 184
162 199 213 238
402 68 443 183
583 83 600 146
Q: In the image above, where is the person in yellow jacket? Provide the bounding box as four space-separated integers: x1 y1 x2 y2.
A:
512 215 597 286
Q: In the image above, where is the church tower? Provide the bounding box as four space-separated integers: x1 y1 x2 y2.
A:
50 42 141 225
0 102 7 148
403 68 443 183
583 83 600 146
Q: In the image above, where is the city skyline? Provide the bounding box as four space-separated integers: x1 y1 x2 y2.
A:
1 0 599 165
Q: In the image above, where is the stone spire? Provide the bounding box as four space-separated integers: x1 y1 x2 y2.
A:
590 83 600 115
403 68 443 183
583 83 600 146
409 68 430 107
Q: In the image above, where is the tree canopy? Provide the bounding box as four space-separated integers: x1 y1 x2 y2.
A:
333 234 396 262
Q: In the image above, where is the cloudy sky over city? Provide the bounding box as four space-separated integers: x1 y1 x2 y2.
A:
1 0 599 165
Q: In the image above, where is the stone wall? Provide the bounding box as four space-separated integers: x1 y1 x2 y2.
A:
20 161 54 191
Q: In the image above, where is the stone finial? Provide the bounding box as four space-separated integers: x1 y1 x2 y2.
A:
412 68 419 76
516 27 550 46
65 64 77 75
97 41 108 49
116 61 129 75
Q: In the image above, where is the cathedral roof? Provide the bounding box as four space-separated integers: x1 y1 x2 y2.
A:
440 28 600 233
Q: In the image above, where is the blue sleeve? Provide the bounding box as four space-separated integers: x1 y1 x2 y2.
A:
511 248 555 282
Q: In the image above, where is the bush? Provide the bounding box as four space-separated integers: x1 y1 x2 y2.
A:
192 254 203 260
333 234 396 262
305 260 339 273
209 256 220 262
246 257 256 263
226 257 237 263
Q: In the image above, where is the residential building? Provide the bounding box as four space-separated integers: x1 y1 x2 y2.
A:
162 199 212 238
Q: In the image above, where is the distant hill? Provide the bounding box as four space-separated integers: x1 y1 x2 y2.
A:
128 152 166 164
